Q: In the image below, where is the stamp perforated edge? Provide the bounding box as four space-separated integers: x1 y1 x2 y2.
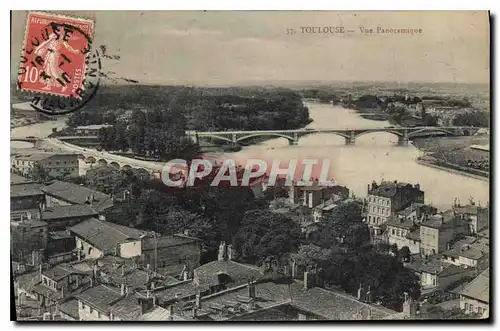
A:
16 11 97 100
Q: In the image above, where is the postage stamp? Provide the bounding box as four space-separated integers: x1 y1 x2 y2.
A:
17 12 99 114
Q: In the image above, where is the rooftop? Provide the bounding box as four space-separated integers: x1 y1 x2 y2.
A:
442 237 489 260
11 174 34 185
76 284 123 312
41 180 113 212
194 260 264 288
368 181 420 198
11 183 44 198
58 298 80 319
70 218 147 253
460 268 489 303
42 204 98 221
42 264 88 281
386 217 416 230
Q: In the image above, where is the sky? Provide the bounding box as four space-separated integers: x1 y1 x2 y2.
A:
11 11 490 86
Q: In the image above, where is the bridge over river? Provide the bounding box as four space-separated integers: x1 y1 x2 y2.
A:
185 126 480 147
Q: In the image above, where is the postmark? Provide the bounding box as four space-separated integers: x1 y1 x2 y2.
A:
17 12 101 115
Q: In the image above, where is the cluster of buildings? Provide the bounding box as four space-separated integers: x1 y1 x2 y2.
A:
11 152 80 180
10 164 490 321
10 171 418 321
363 180 489 317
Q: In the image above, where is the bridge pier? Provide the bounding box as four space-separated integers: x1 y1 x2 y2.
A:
288 139 299 146
345 131 356 145
398 129 409 146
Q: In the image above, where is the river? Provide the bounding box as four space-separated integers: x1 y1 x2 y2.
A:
225 101 489 210
10 102 489 210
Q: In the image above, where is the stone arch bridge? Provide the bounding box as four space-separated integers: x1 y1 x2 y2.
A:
185 126 480 147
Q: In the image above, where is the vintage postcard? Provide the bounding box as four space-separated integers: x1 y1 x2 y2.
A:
10 11 490 322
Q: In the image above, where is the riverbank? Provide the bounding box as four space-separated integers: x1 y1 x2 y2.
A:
415 159 489 181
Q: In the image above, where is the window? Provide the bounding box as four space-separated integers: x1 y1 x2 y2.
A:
465 303 469 310
477 307 482 315
469 304 474 312
89 307 93 314
97 311 101 318
368 216 371 222
392 229 395 235
377 207 380 213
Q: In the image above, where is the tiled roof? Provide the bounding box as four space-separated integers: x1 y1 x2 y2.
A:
142 234 199 250
69 218 147 253
405 256 444 275
289 282 398 320
41 180 113 212
11 174 34 185
42 204 98 221
386 217 415 230
442 237 488 260
101 266 151 290
11 183 44 198
194 260 263 288
43 265 77 281
76 284 123 312
460 268 489 303
154 280 200 303
109 292 145 320
138 306 172 321
58 298 80 319
369 181 416 198
32 283 62 301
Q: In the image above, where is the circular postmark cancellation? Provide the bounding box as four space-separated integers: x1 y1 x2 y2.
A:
17 12 101 115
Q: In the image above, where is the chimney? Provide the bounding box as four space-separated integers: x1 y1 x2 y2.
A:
61 286 65 298
121 265 125 276
39 263 43 277
227 244 233 261
90 277 94 287
76 276 80 288
357 284 366 302
303 271 314 290
217 241 226 261
167 305 173 321
291 260 297 279
365 285 373 303
192 307 198 319
183 271 189 281
121 283 126 295
248 280 256 298
195 292 201 308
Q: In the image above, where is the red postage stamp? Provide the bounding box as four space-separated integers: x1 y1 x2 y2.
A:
18 12 95 98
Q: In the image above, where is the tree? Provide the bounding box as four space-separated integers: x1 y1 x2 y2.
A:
399 246 411 262
292 244 340 269
233 209 302 265
309 201 369 251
